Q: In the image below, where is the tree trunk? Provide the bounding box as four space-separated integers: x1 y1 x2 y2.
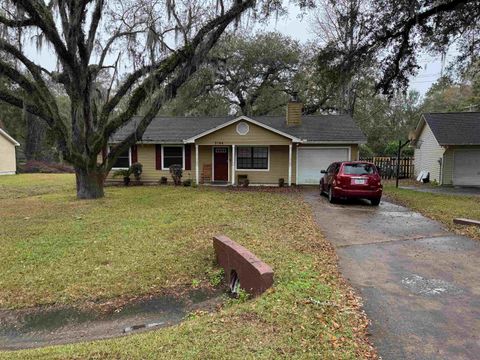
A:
75 167 105 199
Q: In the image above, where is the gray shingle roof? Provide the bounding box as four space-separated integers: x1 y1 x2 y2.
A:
110 115 366 144
423 112 480 145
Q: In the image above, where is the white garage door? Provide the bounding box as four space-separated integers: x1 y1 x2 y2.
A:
297 147 350 184
453 150 480 186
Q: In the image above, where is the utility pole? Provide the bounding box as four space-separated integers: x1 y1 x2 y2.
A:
396 140 411 188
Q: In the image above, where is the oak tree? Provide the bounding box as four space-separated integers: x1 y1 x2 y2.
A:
0 0 260 198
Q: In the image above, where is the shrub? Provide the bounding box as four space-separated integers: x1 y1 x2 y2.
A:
183 179 192 187
130 162 143 181
169 164 183 185
19 160 74 174
113 169 131 186
238 175 248 186
159 176 168 185
278 178 285 187
242 178 250 187
359 144 375 158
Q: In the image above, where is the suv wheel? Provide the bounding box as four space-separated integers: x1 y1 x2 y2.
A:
371 198 381 206
328 187 336 204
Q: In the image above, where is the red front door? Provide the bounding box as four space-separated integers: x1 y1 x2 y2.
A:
213 147 229 181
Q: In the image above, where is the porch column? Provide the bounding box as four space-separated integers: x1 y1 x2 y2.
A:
232 144 236 185
195 144 199 185
288 144 292 186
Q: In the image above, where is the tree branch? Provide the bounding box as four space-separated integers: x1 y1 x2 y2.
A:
13 0 75 70
98 0 255 167
0 14 35 27
0 87 53 123
98 29 144 68
86 0 104 56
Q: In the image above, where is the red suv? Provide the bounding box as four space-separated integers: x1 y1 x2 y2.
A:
320 161 383 206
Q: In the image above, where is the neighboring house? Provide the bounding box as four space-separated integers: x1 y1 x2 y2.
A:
0 128 19 175
103 100 366 185
411 112 480 186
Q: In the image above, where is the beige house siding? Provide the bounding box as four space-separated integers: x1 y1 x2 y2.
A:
103 142 359 185
414 123 445 183
136 144 195 182
0 133 17 175
235 145 289 184
101 120 361 185
199 145 213 182
352 145 359 160
195 120 291 145
104 144 195 183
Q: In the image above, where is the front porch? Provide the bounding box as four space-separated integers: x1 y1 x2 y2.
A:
193 144 293 186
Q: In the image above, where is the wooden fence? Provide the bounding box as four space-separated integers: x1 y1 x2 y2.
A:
360 156 415 179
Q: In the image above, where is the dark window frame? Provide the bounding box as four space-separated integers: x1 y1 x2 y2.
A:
110 147 131 169
162 145 184 170
236 146 269 170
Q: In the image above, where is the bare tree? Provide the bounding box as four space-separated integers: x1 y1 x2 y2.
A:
309 0 373 115
0 0 260 198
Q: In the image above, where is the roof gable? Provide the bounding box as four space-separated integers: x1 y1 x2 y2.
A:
184 116 302 143
0 128 20 146
109 114 366 144
422 112 480 146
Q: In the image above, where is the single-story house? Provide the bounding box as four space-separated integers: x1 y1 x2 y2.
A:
0 128 19 175
411 112 480 186
103 100 366 185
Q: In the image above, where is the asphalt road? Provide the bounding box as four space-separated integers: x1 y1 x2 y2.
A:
303 190 480 360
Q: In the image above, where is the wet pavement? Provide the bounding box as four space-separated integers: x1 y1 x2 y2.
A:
0 288 223 350
303 190 480 360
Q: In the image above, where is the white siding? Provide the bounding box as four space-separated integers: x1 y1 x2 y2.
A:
0 133 17 175
414 123 445 183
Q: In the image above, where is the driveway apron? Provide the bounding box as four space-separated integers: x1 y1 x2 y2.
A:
303 190 480 360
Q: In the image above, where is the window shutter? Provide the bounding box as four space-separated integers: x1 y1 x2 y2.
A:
185 144 191 170
131 145 138 163
155 145 162 170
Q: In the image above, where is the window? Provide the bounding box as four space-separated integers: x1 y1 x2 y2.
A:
236 147 268 170
327 163 340 175
112 148 130 168
163 146 184 169
236 122 250 135
343 163 376 175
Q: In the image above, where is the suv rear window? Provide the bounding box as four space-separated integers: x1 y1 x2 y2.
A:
343 163 376 175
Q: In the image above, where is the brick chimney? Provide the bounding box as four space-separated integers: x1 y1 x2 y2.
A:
286 92 302 126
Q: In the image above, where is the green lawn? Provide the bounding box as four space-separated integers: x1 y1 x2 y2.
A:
385 184 480 241
0 175 374 359
0 173 75 199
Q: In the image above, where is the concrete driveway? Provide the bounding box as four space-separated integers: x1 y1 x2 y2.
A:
303 190 480 360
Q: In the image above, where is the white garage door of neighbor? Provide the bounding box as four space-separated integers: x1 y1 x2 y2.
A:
453 150 480 186
297 147 350 184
